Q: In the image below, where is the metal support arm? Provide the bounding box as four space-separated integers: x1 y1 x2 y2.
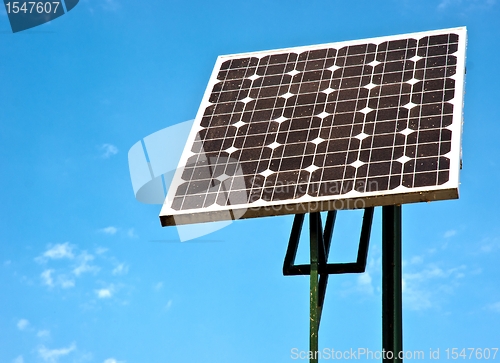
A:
283 208 375 363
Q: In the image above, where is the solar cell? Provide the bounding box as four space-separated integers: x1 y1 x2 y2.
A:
160 27 466 226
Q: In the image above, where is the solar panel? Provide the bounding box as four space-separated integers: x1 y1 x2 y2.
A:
160 27 466 226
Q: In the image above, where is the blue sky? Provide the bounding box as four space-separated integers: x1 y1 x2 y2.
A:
1 0 500 362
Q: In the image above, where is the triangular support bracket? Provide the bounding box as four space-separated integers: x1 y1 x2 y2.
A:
283 208 375 276
282 208 374 332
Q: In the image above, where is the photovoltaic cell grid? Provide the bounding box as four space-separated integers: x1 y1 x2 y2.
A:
160 28 466 226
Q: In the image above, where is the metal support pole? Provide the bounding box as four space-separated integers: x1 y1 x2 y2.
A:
309 212 320 363
382 205 403 363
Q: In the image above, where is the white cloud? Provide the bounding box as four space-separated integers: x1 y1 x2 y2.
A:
357 272 374 295
36 243 131 293
37 243 75 262
409 255 423 265
338 256 379 298
481 244 494 253
59 275 75 288
100 226 118 235
41 269 75 289
112 263 129 276
403 264 467 311
444 230 457 238
407 266 445 279
104 359 124 363
73 252 99 276
96 247 108 255
38 343 76 363
127 228 138 238
101 144 118 158
17 319 29 331
37 330 51 338
165 299 173 310
12 356 24 363
153 282 163 291
438 0 496 9
438 0 455 9
487 302 500 313
78 351 94 362
480 238 500 253
402 276 432 310
96 288 112 299
101 0 120 11
41 269 54 287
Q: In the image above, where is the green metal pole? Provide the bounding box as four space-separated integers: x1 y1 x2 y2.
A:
382 205 403 363
310 212 320 363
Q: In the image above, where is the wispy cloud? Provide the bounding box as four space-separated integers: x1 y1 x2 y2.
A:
96 288 113 299
339 256 379 298
38 343 76 363
17 319 29 331
100 144 118 158
37 243 75 263
127 228 138 238
438 0 454 9
99 227 136 238
403 263 466 311
438 0 496 10
165 299 173 311
153 282 163 291
59 275 76 288
95 247 108 255
104 358 125 363
37 244 104 289
112 263 128 276
35 243 129 298
40 269 75 289
101 0 120 11
100 226 118 235
444 230 457 238
41 269 54 287
357 272 374 295
73 252 99 276
37 330 51 338
479 237 500 253
12 356 24 363
409 255 423 265
487 301 500 313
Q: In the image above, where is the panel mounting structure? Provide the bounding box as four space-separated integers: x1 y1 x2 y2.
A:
160 27 466 226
